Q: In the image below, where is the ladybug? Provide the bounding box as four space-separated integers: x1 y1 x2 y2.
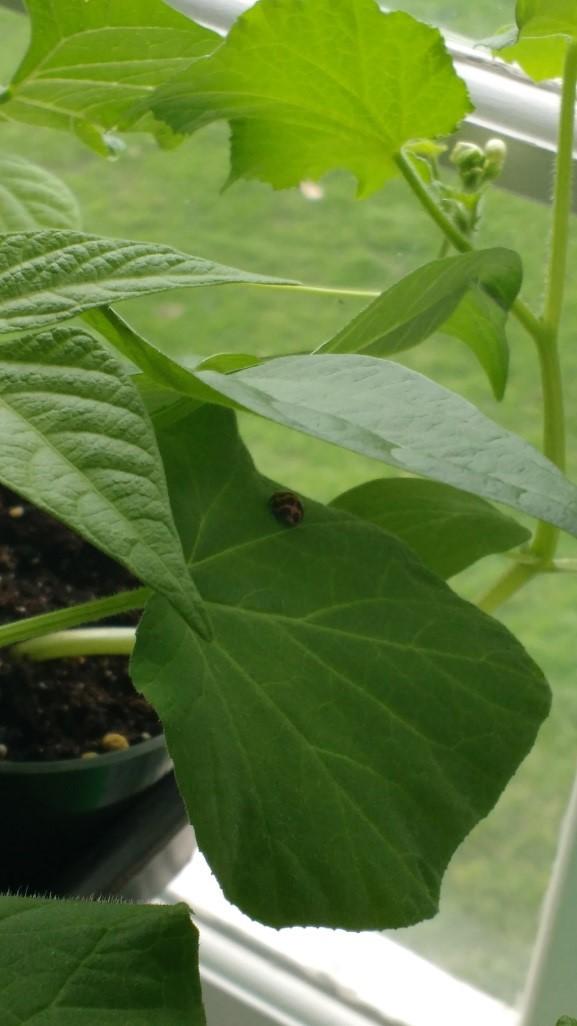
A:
268 491 304 527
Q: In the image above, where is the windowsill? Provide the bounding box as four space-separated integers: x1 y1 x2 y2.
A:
162 851 516 1026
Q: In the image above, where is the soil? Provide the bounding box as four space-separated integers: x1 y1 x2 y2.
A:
0 486 162 761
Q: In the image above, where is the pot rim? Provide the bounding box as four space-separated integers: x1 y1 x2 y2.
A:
0 731 167 775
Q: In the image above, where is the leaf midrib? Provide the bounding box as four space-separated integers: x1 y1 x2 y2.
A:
213 639 428 904
204 597 530 718
24 23 212 81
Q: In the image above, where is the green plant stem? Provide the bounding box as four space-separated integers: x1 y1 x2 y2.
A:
394 150 543 343
260 283 380 299
396 92 576 614
477 562 540 616
528 43 577 561
12 627 136 661
0 587 149 651
531 334 566 561
545 42 577 333
548 559 577 573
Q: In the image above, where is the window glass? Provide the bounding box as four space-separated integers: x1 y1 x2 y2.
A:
2 2 576 1011
385 2 513 40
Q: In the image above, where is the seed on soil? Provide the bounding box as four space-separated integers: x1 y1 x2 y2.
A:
140 731 152 741
8 506 25 519
81 751 98 760
101 732 130 752
0 743 8 759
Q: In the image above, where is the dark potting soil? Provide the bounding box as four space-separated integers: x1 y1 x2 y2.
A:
0 486 162 761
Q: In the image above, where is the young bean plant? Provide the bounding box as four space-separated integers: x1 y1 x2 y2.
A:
0 0 575 1022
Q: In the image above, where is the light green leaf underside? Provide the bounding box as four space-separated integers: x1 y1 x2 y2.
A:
0 327 209 637
147 0 472 196
318 248 521 398
93 335 577 539
0 895 204 1026
191 354 577 538
0 0 219 149
494 1 575 79
0 155 81 232
132 405 550 930
516 0 577 38
331 478 530 579
0 231 293 334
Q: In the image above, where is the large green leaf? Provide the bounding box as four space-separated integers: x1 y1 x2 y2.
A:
0 0 219 152
68 306 577 541
131 404 550 929
494 1 575 80
331 478 530 578
0 327 210 637
99 341 577 538
0 231 293 334
0 895 204 1026
146 0 472 196
191 354 577 538
317 248 521 398
0 155 81 232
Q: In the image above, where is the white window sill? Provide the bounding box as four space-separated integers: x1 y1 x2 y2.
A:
162 851 516 1026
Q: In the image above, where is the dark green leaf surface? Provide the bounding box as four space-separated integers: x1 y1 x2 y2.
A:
0 155 81 231
331 478 530 578
495 1 574 79
147 0 472 195
0 327 209 637
0 895 204 1026
193 354 577 538
0 0 219 150
317 248 521 398
131 405 550 930
0 231 293 334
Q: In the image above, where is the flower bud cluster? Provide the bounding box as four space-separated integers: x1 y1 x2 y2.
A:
449 138 507 190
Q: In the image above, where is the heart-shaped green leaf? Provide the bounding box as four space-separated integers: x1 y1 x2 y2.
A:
331 478 530 578
0 327 210 637
317 248 521 398
0 155 81 231
0 0 219 151
131 404 550 930
0 895 204 1026
146 0 472 196
493 1 575 80
0 231 293 335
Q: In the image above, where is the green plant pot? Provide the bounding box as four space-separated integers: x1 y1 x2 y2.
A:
0 733 171 821
0 735 177 893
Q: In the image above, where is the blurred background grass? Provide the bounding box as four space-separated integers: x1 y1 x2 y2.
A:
1 0 577 1005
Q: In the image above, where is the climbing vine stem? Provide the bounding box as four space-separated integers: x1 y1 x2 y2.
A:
396 43 577 614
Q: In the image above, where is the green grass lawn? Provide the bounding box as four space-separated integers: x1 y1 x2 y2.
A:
2 2 577 1004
